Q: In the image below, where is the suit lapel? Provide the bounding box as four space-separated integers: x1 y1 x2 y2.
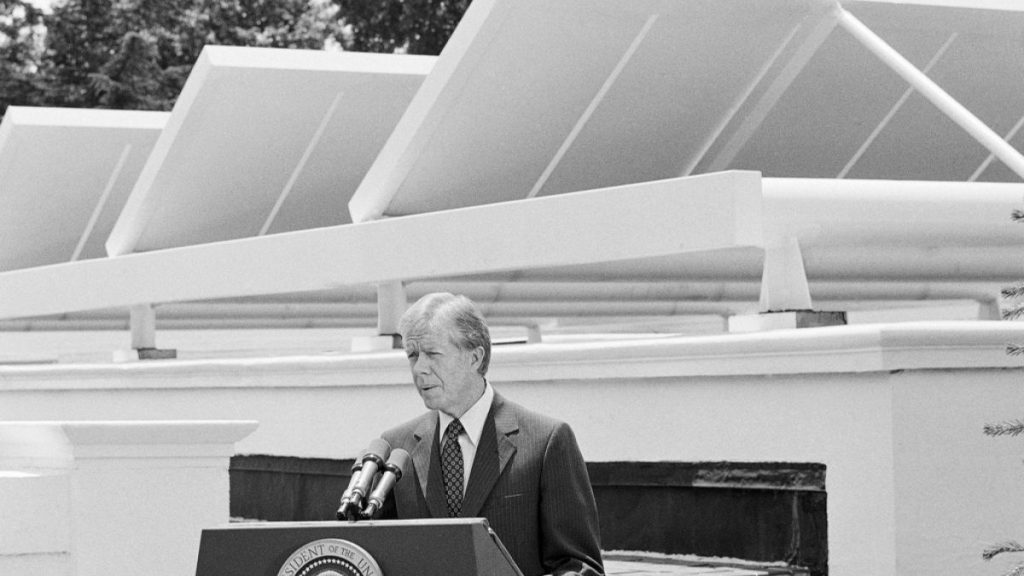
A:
462 393 518 518
412 414 447 519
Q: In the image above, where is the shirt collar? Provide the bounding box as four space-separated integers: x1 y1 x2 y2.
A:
438 380 493 448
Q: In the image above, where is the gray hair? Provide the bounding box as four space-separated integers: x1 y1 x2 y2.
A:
399 292 492 376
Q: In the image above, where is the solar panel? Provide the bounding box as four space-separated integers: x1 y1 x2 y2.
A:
3 1 1024 327
349 0 1024 223
348 0 840 221
105 46 434 256
0 107 167 272
719 1 1024 182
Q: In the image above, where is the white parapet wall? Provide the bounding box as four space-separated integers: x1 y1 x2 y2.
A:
1 322 1023 576
0 420 258 576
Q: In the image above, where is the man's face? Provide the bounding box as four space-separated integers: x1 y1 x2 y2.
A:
404 321 483 417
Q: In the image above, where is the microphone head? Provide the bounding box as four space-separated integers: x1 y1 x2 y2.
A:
365 437 391 462
386 448 411 480
351 448 368 471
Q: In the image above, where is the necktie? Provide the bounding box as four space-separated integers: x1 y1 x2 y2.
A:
442 419 465 517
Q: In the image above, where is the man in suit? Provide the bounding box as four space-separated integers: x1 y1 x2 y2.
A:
379 292 603 576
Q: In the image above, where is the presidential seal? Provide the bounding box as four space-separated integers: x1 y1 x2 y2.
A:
277 538 382 576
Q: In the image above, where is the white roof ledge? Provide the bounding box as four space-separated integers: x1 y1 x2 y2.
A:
0 322 1019 384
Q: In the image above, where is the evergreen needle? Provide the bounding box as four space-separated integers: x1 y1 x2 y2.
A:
984 421 1024 437
983 541 1024 560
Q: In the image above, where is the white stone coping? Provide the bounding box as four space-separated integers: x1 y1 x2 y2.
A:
0 322 1021 391
0 471 71 554
0 420 259 470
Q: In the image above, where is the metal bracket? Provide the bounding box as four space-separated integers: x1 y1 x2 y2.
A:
838 9 1024 181
349 282 407 352
122 303 176 360
759 236 812 313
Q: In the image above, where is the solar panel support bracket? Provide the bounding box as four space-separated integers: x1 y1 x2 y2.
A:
376 281 407 338
121 303 177 361
738 236 846 333
348 281 407 352
758 236 812 313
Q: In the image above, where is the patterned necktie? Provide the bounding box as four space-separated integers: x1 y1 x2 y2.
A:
442 419 465 517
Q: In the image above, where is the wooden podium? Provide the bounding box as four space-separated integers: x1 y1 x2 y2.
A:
195 518 524 576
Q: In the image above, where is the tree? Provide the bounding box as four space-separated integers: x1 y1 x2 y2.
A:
42 0 124 108
982 210 1024 576
1004 209 1024 334
334 0 471 55
89 31 168 109
21 0 343 114
2 0 472 117
0 0 46 115
196 0 341 49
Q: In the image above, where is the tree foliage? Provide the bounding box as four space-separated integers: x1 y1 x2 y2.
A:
0 0 44 68
42 0 121 107
0 0 472 118
197 0 341 49
334 0 471 55
89 30 166 109
0 0 46 115
985 205 1024 576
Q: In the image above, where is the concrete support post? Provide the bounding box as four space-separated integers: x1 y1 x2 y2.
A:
758 236 812 313
122 303 176 361
730 236 845 332
351 282 406 352
130 303 157 349
376 281 407 338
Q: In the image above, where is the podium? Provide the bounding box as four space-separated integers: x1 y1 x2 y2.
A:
195 518 524 576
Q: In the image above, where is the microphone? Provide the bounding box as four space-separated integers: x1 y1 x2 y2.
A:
341 438 390 521
335 449 368 520
360 448 410 519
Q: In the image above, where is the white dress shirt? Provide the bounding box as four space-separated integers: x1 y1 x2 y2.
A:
438 381 494 493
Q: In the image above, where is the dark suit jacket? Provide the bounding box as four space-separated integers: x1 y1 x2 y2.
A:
380 391 603 576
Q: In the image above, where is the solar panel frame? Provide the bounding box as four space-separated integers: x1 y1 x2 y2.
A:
0 107 167 272
104 46 435 256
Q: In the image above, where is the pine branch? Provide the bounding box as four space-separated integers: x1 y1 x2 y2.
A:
1013 209 1024 222
984 421 1024 437
1002 284 1024 299
984 541 1024 561
1003 306 1024 321
1007 345 1024 356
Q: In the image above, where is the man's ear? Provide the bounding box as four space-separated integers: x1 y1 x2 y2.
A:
469 346 485 370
